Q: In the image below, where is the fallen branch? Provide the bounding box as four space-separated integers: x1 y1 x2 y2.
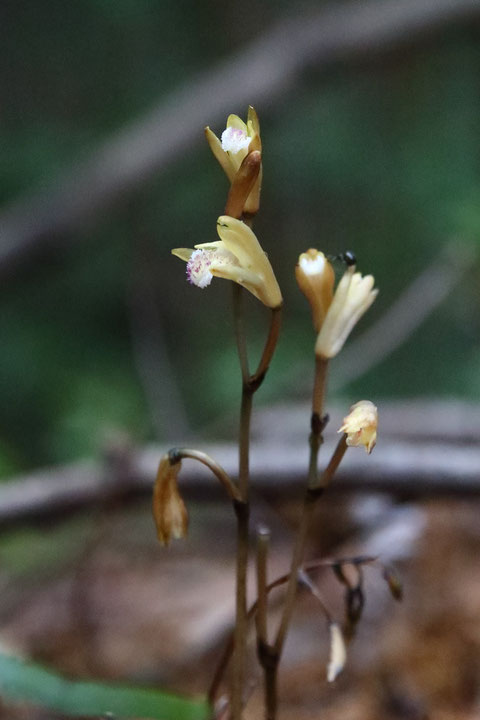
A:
0 400 479 525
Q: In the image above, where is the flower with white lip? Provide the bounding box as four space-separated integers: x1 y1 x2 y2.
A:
338 400 378 454
205 107 262 214
295 249 335 332
315 266 378 358
153 455 188 546
172 216 282 309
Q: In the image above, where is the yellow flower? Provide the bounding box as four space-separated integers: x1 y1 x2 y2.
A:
205 107 262 215
152 455 188 545
338 400 378 454
315 266 378 358
295 249 335 332
172 216 282 308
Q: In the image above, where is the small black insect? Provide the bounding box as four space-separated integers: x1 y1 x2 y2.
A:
328 251 357 267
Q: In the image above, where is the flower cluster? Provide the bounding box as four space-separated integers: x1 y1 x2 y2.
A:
296 251 377 359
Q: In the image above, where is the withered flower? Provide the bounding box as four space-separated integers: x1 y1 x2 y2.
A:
153 455 188 546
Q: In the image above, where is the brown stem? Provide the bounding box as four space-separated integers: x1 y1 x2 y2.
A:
231 291 254 719
312 355 328 418
316 435 348 490
273 357 329 657
232 285 250 385
169 448 241 502
232 495 249 720
256 526 277 720
255 526 270 646
250 306 283 389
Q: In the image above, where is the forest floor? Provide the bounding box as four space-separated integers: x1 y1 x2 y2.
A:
0 490 479 719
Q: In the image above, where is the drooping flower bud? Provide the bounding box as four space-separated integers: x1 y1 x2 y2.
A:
295 249 335 332
338 400 378 454
315 266 377 358
152 455 188 546
327 622 347 682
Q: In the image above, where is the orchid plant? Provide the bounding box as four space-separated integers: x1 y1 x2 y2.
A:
153 107 399 720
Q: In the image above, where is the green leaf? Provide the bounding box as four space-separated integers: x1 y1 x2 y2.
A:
0 653 211 720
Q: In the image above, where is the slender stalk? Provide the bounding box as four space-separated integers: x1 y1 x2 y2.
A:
250 306 283 388
255 526 277 720
273 356 329 658
168 448 242 502
317 434 348 490
255 526 270 646
231 280 253 720
232 493 249 720
232 285 250 384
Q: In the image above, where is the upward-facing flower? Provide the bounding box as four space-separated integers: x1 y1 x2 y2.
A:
205 107 262 215
315 266 377 358
172 216 282 308
295 249 335 332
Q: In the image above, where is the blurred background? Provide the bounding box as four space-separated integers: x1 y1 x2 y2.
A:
1 0 480 718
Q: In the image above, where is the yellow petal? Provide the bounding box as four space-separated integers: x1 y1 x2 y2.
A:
172 248 194 262
226 114 248 133
205 126 236 181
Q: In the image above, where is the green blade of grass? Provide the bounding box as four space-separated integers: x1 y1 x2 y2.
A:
0 653 211 720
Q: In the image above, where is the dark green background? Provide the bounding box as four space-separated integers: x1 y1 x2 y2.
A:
1 0 479 476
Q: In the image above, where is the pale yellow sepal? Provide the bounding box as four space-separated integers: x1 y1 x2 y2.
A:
315 266 378 358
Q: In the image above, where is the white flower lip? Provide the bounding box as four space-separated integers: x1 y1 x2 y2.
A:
299 253 327 276
221 126 251 154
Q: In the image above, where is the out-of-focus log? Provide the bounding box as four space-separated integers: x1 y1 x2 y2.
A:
0 401 478 525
